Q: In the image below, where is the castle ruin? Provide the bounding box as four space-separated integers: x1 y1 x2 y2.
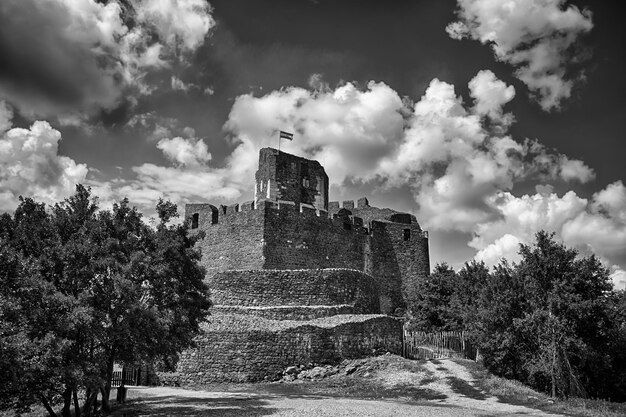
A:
175 148 430 383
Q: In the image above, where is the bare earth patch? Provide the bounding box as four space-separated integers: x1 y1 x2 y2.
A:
110 355 575 416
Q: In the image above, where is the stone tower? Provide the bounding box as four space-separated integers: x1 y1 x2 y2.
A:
254 148 328 210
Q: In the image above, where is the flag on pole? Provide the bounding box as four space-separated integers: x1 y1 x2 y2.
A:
279 130 294 141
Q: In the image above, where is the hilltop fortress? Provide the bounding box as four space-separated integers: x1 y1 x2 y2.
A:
174 148 430 383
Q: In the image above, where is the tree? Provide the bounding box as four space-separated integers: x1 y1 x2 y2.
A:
405 263 459 331
403 231 625 400
452 260 490 331
472 232 620 399
0 186 211 416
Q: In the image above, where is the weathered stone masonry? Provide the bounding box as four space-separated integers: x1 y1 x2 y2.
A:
176 148 430 383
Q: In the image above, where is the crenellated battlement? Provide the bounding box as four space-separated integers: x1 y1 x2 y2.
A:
186 198 373 236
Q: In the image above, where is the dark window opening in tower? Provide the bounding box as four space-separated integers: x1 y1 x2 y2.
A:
191 213 199 229
403 228 411 241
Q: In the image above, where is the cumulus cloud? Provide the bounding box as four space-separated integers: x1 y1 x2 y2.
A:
468 69 515 127
126 111 179 141
0 0 214 121
135 0 215 52
224 80 407 187
157 136 212 167
0 107 88 211
447 0 593 111
471 182 626 289
0 101 12 132
610 268 626 291
87 131 240 213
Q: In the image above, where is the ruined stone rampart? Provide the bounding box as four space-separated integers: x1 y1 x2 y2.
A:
176 313 403 384
263 201 368 271
185 197 429 314
176 148 429 385
210 269 380 315
185 202 266 277
212 305 356 320
186 199 373 277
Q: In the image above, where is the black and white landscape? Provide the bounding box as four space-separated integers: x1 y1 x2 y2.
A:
0 1 625 416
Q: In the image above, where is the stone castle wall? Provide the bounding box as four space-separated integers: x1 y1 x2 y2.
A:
210 269 379 315
263 202 367 271
176 314 403 384
185 198 430 314
329 199 430 314
185 201 266 278
212 305 356 320
370 220 429 314
186 200 372 277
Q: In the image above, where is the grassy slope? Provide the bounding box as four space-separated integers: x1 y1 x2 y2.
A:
461 359 626 417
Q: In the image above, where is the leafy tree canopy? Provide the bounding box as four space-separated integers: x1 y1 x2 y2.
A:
0 185 211 416
405 231 626 401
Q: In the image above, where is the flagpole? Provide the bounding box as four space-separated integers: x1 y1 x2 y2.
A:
278 130 293 152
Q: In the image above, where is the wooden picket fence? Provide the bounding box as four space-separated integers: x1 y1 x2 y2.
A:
402 327 478 361
111 367 141 387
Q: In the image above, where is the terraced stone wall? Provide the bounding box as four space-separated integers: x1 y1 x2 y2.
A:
210 269 380 315
176 314 403 384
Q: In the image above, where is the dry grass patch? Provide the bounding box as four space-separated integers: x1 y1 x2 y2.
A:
460 359 626 417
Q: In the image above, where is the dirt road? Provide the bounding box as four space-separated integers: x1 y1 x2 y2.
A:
112 359 565 416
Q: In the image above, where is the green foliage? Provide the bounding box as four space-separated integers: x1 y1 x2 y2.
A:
405 231 626 401
0 185 211 416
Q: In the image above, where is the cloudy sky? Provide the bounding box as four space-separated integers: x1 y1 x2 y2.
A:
0 0 624 288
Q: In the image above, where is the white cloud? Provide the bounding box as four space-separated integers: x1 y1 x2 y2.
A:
475 233 522 266
135 0 215 52
0 101 13 132
558 155 595 183
447 0 593 111
157 136 212 167
126 112 179 141
224 80 407 187
0 117 88 212
610 268 626 291
0 0 215 121
469 182 626 285
468 69 515 126
171 76 190 92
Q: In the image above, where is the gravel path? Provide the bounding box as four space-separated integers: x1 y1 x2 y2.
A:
114 359 566 417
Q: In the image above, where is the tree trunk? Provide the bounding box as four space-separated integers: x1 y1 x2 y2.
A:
100 385 111 413
93 390 98 414
101 351 115 413
62 386 72 417
82 389 97 417
73 388 81 417
40 394 58 417
551 324 557 398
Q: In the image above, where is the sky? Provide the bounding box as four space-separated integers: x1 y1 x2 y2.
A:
0 0 624 288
